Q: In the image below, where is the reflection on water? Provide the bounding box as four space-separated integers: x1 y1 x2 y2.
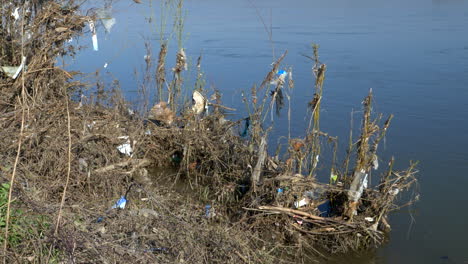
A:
67 0 468 263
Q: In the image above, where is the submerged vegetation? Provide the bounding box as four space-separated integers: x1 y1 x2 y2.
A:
0 0 418 263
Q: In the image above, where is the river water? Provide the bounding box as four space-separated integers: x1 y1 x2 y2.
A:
68 0 468 263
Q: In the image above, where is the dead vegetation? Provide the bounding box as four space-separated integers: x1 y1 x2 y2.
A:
0 1 418 263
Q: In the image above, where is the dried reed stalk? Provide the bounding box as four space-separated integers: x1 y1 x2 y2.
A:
3 8 27 261
156 42 167 100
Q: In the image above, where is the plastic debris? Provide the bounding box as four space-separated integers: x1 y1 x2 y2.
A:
86 121 96 129
78 158 88 172
103 62 108 68
12 7 20 20
2 56 26 79
112 196 127 209
205 204 216 218
192 90 206 115
365 217 374 222
117 136 133 156
293 215 303 225
372 154 379 170
95 8 116 33
277 188 283 194
388 188 399 196
348 169 369 212
205 204 211 217
294 198 309 208
270 70 287 86
240 117 250 137
330 172 338 184
88 20 98 51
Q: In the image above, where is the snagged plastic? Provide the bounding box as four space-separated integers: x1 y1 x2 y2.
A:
240 117 250 137
348 170 368 203
117 136 133 156
330 172 338 184
12 7 20 20
205 204 215 218
112 196 127 209
388 188 399 196
372 154 379 170
192 90 206 115
2 56 26 79
294 198 309 208
270 70 288 86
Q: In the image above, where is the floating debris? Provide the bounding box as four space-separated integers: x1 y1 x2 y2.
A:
88 20 98 51
95 8 116 33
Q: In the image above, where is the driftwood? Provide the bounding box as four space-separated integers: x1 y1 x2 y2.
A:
94 158 150 174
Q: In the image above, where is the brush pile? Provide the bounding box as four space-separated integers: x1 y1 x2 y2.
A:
0 1 418 263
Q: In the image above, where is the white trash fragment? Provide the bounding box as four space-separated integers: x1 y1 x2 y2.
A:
88 20 98 51
2 56 27 79
145 129 151 135
86 121 96 129
12 7 20 20
103 63 108 68
348 169 368 203
95 8 116 33
15 56 27 79
78 158 88 172
117 136 133 156
372 154 379 170
365 217 374 222
312 154 319 169
192 90 206 114
388 188 399 196
294 198 309 208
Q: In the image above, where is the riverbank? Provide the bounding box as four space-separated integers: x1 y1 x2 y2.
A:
0 1 418 263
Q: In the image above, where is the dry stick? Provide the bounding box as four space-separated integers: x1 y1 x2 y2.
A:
3 7 27 262
257 206 328 222
47 92 72 261
93 158 150 174
2 81 26 264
